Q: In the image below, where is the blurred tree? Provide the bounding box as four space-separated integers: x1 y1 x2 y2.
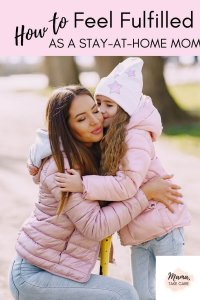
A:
141 56 189 124
95 56 190 125
44 57 79 87
95 57 123 78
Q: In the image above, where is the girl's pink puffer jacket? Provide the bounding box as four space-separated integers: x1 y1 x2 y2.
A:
16 155 149 283
82 96 191 245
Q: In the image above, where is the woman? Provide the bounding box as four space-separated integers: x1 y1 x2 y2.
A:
9 85 177 300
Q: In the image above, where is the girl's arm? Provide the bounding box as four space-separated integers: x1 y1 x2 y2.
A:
83 131 153 201
54 132 182 205
28 128 52 169
55 130 152 201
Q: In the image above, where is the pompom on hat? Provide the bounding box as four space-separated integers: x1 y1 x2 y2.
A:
94 57 144 116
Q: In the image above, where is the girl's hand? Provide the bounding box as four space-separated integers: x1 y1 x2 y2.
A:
141 174 183 213
55 169 83 193
27 163 39 176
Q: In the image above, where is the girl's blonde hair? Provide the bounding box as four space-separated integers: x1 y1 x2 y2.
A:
100 106 130 176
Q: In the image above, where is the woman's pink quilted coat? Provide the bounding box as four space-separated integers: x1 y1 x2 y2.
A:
16 156 148 282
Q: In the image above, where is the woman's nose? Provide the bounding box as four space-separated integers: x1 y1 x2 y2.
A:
90 115 100 125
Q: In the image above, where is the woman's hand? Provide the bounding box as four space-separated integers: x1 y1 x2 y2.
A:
27 163 39 176
141 174 183 213
55 169 83 193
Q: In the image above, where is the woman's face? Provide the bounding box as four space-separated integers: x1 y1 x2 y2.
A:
68 95 104 146
96 95 118 128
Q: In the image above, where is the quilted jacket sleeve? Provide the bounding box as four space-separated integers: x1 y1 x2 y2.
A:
82 130 153 201
28 128 52 168
65 190 148 241
42 157 148 241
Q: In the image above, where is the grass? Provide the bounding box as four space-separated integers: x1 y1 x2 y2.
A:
163 83 200 157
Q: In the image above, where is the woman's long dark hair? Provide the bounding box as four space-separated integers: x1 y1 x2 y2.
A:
46 85 100 215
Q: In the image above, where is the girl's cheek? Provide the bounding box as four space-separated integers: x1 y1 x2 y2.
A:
104 108 110 115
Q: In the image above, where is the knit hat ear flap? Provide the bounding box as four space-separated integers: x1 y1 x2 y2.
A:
94 57 144 116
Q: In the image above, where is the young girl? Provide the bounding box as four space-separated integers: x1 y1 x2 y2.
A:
28 58 190 300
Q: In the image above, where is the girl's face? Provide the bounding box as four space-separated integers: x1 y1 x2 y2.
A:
68 94 104 146
96 95 118 128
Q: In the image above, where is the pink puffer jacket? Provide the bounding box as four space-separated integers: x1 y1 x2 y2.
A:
16 156 149 282
82 96 191 245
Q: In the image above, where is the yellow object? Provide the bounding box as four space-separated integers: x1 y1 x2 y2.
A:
99 236 112 275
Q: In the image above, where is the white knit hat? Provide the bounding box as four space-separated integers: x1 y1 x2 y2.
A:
94 57 144 116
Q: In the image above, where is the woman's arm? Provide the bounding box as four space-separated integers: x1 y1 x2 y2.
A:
65 190 148 241
64 175 183 241
45 165 183 241
44 165 149 241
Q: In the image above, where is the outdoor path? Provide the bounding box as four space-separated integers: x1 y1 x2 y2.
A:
0 89 199 300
